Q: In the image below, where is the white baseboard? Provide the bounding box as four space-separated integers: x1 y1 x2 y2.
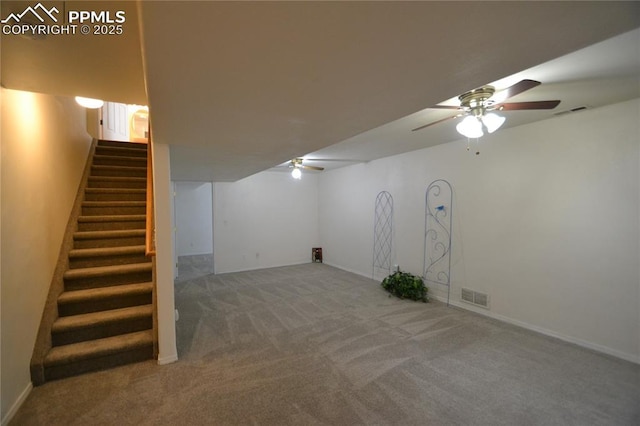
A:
157 353 178 365
322 263 639 365
1 382 32 426
323 261 372 280
431 294 640 365
215 260 312 275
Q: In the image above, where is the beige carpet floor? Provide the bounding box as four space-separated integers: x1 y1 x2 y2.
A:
10 263 640 425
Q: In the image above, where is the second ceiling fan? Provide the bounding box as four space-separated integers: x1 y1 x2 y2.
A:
288 158 324 179
412 79 561 138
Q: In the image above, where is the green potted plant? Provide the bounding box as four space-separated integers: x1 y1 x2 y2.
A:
381 270 429 302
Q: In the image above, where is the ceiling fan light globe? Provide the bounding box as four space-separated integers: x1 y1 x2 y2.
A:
481 112 506 133
291 168 302 179
456 116 484 138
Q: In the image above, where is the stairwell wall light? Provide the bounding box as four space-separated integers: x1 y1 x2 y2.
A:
75 96 104 109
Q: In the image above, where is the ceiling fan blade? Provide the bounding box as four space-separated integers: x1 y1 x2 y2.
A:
412 114 462 132
430 105 462 110
496 79 541 101
302 158 361 162
497 100 560 111
302 165 324 171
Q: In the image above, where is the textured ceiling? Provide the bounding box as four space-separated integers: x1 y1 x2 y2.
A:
2 2 639 182
297 28 640 172
138 1 640 181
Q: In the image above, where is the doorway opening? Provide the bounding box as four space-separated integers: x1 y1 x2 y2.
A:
101 101 149 143
172 181 214 282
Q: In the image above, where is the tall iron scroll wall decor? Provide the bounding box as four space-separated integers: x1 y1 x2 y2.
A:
373 191 394 279
423 180 453 305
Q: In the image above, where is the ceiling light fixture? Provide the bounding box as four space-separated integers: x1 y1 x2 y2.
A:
456 112 505 138
75 96 104 109
291 167 302 179
454 86 506 139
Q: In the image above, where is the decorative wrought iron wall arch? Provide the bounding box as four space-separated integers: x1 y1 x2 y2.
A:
423 180 453 305
373 191 394 279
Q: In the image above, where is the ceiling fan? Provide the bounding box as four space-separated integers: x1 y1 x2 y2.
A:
412 79 560 138
288 158 324 179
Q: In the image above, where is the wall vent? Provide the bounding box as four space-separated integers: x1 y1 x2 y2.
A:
461 287 489 308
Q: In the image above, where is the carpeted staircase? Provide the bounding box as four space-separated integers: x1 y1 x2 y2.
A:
33 140 155 383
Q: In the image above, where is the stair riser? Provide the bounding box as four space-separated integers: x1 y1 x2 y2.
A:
84 192 146 202
91 167 147 178
58 292 152 316
65 271 152 291
87 179 146 189
97 140 148 150
69 254 150 269
77 220 145 232
44 345 153 382
95 147 147 158
93 157 147 168
82 206 146 215
52 317 153 346
74 236 145 249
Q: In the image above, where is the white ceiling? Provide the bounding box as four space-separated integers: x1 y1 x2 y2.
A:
295 28 640 172
0 1 146 104
2 2 639 182
136 1 640 182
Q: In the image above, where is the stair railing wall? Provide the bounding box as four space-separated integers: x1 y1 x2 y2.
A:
145 138 156 257
144 129 158 358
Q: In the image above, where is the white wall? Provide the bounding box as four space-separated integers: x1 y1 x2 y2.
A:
214 171 319 273
318 98 640 363
152 142 178 365
175 182 213 256
1 88 92 423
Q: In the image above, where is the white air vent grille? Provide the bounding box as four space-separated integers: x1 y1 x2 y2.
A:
461 287 489 308
461 288 474 304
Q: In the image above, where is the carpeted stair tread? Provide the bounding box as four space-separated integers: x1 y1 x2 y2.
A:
88 176 146 184
92 164 146 170
94 154 147 163
58 282 153 305
64 262 152 280
69 245 146 259
78 214 146 223
84 189 146 201
44 330 153 366
91 164 147 176
82 201 146 207
52 305 153 333
95 145 148 157
85 186 147 194
85 188 146 195
74 229 145 239
98 140 148 150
